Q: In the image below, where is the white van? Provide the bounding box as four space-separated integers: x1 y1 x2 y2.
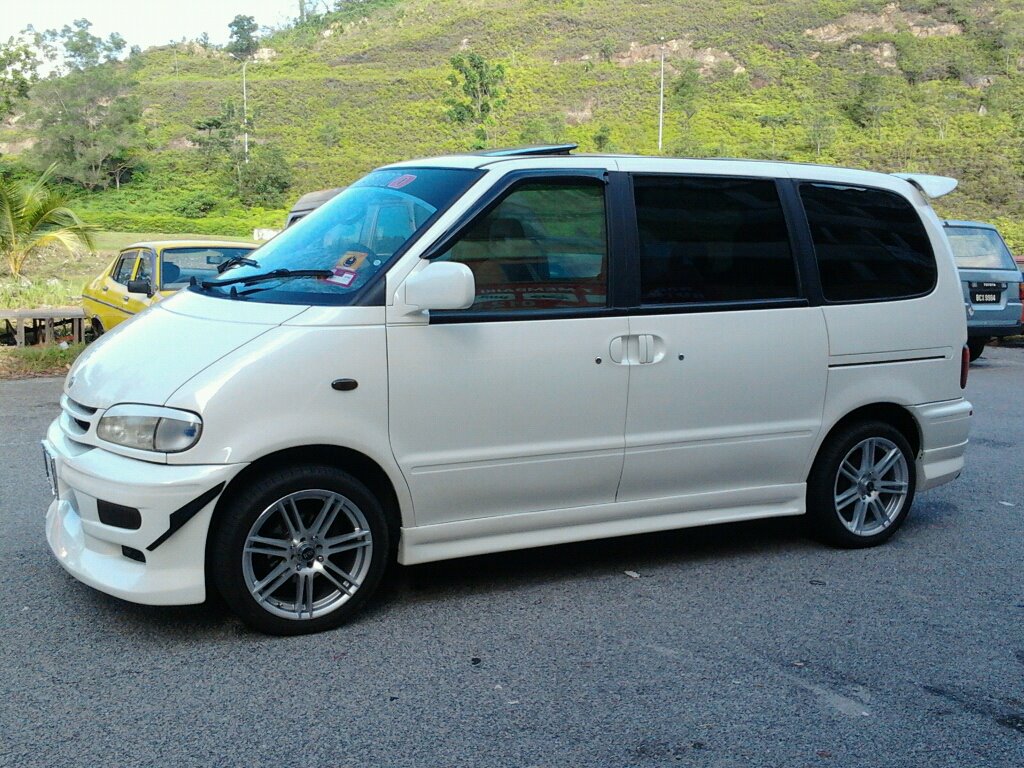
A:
42 146 973 634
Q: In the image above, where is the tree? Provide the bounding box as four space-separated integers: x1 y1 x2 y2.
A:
592 125 613 152
445 52 509 146
803 112 834 157
756 114 791 159
519 115 565 144
227 15 259 58
0 165 95 278
235 145 292 207
669 59 701 127
0 36 39 119
39 19 125 72
28 65 145 190
845 73 893 136
193 102 242 168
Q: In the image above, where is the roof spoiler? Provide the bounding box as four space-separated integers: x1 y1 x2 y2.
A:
892 173 958 198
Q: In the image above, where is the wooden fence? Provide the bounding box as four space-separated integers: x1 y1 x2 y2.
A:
0 308 86 347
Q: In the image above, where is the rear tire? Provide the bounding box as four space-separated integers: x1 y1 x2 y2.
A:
86 318 104 343
806 420 916 548
967 338 986 362
210 465 390 635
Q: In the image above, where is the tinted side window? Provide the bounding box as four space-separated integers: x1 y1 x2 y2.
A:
633 176 798 304
800 183 936 301
112 251 138 284
436 180 607 312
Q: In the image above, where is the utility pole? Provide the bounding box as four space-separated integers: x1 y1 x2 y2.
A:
658 46 665 152
229 53 250 164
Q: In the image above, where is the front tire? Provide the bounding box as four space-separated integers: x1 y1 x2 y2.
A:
806 421 916 548
210 465 390 635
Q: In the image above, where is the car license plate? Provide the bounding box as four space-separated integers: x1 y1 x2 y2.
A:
972 292 999 303
41 442 57 497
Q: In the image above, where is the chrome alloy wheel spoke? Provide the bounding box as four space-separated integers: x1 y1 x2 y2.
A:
323 529 371 557
833 436 909 537
242 489 373 620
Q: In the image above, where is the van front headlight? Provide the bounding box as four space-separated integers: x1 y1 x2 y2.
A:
97 404 203 453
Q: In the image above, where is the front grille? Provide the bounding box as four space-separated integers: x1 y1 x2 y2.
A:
60 394 98 447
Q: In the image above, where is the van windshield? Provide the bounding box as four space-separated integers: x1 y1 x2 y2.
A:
945 226 1018 270
193 167 483 304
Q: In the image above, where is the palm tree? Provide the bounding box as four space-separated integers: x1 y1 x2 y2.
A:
0 165 95 278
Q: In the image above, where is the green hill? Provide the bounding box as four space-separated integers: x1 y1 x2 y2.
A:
6 0 1024 248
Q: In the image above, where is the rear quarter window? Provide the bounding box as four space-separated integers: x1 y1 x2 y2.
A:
800 183 937 302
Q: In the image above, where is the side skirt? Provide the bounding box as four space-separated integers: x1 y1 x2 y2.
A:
398 483 805 565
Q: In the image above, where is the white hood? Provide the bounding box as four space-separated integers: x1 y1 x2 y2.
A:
66 291 308 408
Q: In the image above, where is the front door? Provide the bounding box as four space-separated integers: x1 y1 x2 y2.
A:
617 174 828 502
97 249 140 328
387 174 631 526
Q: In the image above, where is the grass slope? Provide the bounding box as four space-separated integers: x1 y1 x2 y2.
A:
8 0 1024 252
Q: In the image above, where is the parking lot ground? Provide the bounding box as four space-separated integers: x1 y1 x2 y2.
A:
1 348 1022 768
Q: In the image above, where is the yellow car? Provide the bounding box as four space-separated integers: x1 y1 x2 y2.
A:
82 240 257 335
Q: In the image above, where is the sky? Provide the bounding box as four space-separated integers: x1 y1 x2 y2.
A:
1 0 298 50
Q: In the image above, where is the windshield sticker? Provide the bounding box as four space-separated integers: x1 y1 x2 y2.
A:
341 250 368 270
386 174 417 189
325 268 358 287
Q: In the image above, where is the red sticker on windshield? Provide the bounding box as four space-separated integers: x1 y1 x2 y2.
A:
387 174 417 189
325 268 358 287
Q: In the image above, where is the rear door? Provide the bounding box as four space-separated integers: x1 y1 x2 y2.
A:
617 173 828 503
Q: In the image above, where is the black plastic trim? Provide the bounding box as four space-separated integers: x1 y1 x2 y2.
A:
472 144 577 157
778 178 824 306
97 499 141 530
121 546 146 563
828 355 945 369
331 378 359 391
431 307 628 325
629 298 810 317
146 482 225 551
608 172 640 310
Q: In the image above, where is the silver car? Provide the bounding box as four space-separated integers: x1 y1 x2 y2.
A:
944 220 1023 361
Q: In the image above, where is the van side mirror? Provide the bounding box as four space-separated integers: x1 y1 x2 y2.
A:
403 261 475 312
127 278 153 297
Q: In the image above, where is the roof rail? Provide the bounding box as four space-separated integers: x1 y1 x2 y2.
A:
472 143 578 157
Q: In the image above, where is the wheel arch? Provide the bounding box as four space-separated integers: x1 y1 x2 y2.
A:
209 444 405 543
815 403 922 467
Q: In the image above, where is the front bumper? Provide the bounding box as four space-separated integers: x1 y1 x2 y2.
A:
907 398 972 492
44 417 246 605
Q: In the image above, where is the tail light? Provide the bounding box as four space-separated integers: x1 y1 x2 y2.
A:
960 345 970 389
1019 282 1023 323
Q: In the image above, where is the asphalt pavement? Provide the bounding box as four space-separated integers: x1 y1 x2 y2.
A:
1 347 1022 768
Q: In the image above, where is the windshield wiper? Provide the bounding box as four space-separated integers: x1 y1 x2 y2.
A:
216 255 260 273
201 268 333 290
